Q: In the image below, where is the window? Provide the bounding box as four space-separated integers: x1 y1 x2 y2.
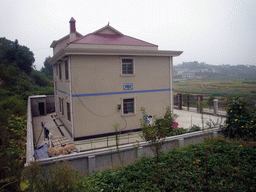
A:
59 63 62 80
122 59 134 74
59 97 64 115
55 64 58 76
66 102 71 121
65 60 69 80
123 98 134 114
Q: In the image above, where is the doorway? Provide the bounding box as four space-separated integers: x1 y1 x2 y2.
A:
38 102 45 115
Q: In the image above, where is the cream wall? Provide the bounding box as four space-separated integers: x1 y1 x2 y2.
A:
69 55 171 139
70 55 169 94
54 59 72 135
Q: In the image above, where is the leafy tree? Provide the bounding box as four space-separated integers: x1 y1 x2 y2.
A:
41 56 53 79
0 38 35 75
31 70 51 87
0 38 54 191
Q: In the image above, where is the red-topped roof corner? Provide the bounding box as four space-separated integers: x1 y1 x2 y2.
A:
71 33 158 47
69 17 76 33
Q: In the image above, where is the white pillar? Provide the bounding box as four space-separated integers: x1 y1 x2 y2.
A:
214 99 218 115
170 57 174 112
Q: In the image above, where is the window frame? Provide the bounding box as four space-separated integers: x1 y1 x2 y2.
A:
55 64 58 76
65 60 69 80
59 97 64 115
66 102 71 121
120 57 135 76
121 97 136 116
59 63 62 80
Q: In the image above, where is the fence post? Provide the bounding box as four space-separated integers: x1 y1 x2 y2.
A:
197 94 203 113
213 99 218 115
187 94 190 111
178 93 182 110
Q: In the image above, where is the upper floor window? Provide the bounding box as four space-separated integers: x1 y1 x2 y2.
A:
55 64 58 76
122 58 134 75
59 63 62 80
65 60 69 80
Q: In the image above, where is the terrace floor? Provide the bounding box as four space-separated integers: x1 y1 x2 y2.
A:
32 108 226 159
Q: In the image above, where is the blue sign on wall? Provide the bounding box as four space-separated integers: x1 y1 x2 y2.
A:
123 83 133 90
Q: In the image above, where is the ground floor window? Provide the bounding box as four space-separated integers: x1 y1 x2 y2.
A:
59 97 64 115
123 98 134 114
67 102 71 121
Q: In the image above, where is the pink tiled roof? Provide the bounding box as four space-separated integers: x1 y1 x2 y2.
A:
71 34 158 47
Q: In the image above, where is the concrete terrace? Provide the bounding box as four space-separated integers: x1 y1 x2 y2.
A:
33 108 226 154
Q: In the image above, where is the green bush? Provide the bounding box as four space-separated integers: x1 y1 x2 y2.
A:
23 161 85 192
140 106 176 162
0 115 26 191
222 98 256 140
81 138 256 191
189 124 201 132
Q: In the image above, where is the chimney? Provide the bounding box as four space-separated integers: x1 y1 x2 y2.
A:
69 17 76 42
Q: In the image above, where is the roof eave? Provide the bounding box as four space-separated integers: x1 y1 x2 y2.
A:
49 48 183 64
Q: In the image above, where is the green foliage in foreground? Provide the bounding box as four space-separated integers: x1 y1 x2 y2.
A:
222 98 256 140
24 138 256 191
81 138 256 192
0 115 27 191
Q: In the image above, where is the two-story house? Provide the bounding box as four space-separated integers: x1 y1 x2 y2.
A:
49 18 183 141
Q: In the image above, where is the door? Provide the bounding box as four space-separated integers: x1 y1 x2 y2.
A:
38 102 45 115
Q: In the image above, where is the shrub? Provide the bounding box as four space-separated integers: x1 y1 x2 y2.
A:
23 161 84 192
189 124 201 132
82 138 256 191
140 106 176 162
0 115 26 191
222 98 256 140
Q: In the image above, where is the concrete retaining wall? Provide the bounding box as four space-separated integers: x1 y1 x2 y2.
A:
26 96 222 173
35 128 221 175
25 96 35 166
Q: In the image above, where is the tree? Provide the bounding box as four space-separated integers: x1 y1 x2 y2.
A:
1 38 35 75
41 56 53 79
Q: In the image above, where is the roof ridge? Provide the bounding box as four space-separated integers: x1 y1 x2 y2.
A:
123 35 158 47
92 24 124 35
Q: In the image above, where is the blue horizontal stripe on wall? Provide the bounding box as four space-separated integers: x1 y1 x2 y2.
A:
72 88 171 98
58 88 174 97
57 89 70 96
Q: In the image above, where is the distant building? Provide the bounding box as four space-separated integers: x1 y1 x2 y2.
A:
49 18 182 141
182 72 195 79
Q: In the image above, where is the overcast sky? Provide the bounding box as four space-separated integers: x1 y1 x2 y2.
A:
1 0 256 70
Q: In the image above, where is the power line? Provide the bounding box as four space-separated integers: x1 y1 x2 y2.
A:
72 86 118 117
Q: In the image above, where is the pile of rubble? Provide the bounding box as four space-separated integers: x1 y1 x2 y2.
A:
47 136 78 157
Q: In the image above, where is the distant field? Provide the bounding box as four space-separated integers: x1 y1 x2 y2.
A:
174 80 256 96
173 80 256 108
